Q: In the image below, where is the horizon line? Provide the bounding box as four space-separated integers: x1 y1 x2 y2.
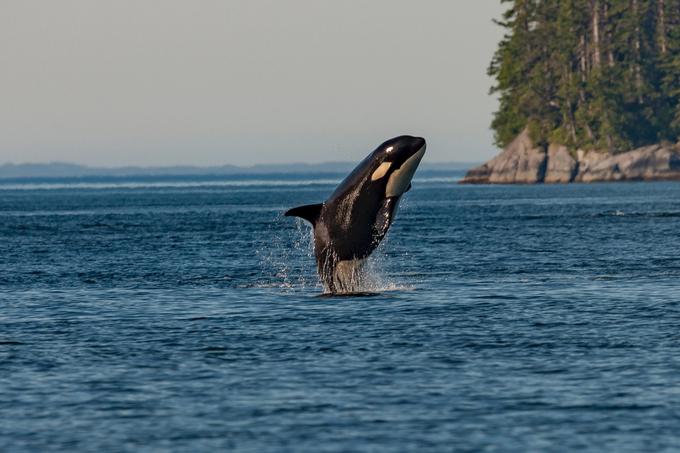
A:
0 160 481 169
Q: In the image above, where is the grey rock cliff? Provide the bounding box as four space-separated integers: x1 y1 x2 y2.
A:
461 129 546 184
461 131 680 184
576 145 680 182
544 144 578 183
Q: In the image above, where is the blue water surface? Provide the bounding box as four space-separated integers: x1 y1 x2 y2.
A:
1 173 680 452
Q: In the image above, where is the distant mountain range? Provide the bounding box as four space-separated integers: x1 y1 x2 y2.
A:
0 161 476 180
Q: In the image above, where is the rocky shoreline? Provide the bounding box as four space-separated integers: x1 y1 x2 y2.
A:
461 129 680 184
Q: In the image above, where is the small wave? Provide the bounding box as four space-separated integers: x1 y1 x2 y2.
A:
590 210 680 218
314 284 415 297
315 291 382 298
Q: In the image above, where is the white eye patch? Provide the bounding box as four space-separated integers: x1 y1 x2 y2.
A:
371 162 392 181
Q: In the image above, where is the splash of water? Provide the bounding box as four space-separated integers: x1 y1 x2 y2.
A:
317 233 413 295
258 211 413 295
255 215 319 292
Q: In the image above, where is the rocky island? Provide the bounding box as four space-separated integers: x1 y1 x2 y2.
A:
462 129 680 184
467 0 680 184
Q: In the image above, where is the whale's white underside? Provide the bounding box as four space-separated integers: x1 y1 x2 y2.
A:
387 146 426 197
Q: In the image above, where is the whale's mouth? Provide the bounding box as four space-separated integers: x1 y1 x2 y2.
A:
386 144 426 197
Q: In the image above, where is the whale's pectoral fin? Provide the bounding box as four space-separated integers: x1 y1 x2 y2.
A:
285 203 323 225
372 197 400 244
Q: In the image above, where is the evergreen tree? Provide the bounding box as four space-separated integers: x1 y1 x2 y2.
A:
490 0 680 152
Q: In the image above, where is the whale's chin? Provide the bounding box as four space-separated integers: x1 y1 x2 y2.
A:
386 145 426 197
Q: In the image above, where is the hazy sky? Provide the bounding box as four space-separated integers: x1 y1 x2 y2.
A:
1 1 504 166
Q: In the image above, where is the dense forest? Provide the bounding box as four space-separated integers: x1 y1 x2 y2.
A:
491 0 680 153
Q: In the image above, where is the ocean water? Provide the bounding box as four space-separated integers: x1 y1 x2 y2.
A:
1 173 680 452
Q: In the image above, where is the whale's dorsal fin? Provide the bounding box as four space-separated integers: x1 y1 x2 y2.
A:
285 203 323 225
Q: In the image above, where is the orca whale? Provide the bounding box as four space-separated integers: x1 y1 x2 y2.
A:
285 136 426 293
